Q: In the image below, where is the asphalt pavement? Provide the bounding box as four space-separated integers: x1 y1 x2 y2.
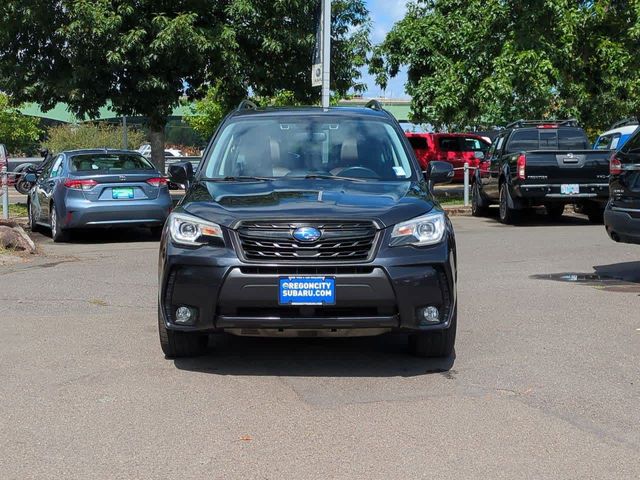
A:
1 212 639 479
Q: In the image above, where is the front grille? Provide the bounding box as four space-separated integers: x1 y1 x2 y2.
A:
235 220 378 262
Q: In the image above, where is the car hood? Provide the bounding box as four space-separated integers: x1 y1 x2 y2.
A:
180 179 435 229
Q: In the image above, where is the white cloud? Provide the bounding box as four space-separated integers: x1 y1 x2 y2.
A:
369 0 410 43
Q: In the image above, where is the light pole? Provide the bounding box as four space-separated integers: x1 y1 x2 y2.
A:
321 0 331 109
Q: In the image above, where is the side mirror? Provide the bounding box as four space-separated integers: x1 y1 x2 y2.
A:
168 161 194 188
24 173 37 183
425 161 454 185
474 151 485 160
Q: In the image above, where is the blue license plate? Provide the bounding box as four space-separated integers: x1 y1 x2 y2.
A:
279 276 336 305
112 187 134 199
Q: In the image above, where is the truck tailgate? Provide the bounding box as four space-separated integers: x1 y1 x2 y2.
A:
523 150 610 184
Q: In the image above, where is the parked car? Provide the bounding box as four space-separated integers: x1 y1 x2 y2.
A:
593 118 638 151
604 129 640 245
471 119 611 224
26 149 172 242
138 144 183 158
405 132 490 181
158 101 458 358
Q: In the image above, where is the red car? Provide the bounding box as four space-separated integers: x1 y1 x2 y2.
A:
406 133 491 181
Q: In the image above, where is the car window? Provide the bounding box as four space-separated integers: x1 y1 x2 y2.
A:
42 155 61 178
507 130 539 152
407 137 428 150
557 128 589 150
507 128 588 152
49 156 64 178
594 135 611 150
622 129 640 153
69 154 155 172
461 137 488 152
609 134 621 150
204 116 416 181
438 137 461 152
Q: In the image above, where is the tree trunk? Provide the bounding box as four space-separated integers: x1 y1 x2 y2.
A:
149 114 166 174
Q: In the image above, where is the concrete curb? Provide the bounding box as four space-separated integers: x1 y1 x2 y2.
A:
443 205 471 216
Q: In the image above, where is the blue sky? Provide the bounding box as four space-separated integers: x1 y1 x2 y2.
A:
361 0 409 98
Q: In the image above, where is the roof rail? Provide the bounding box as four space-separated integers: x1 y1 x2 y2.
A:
236 99 258 112
364 99 384 111
505 119 580 129
610 117 639 130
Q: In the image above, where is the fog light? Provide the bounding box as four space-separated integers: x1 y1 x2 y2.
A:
418 306 440 325
175 306 195 324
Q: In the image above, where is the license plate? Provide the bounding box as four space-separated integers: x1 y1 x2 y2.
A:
560 184 579 195
279 276 336 305
112 187 134 199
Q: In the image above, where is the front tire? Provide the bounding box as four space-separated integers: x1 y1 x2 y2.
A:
158 305 208 358
499 183 520 225
471 182 489 217
28 201 40 233
50 203 69 243
408 305 457 358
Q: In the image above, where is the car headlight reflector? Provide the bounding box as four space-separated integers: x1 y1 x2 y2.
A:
390 211 446 247
169 212 223 246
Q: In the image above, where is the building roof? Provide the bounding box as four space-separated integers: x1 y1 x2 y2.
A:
337 98 411 122
18 102 192 123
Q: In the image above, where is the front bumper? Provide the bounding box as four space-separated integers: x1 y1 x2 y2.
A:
605 205 640 245
159 234 456 334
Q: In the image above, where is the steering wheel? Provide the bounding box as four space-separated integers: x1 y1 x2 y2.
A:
335 166 380 179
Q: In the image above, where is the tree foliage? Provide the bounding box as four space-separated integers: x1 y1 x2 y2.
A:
371 0 640 131
0 93 42 155
0 0 370 169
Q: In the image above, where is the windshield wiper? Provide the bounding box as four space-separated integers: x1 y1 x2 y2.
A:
293 174 367 183
201 176 272 182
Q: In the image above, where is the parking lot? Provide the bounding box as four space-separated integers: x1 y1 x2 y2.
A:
1 213 638 478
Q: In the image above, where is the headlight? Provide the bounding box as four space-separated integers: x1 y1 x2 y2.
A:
169 212 223 246
390 211 446 247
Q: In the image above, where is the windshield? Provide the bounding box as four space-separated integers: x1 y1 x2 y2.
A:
203 116 416 181
70 153 155 172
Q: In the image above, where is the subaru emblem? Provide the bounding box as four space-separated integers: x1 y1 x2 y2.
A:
292 226 322 243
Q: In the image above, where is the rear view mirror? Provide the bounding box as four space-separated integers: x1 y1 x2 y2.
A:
168 161 194 187
425 161 454 185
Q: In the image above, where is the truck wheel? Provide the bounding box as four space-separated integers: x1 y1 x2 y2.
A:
585 204 604 224
471 182 489 217
408 305 457 358
15 178 33 195
498 183 520 224
545 204 564 220
158 305 208 358
50 204 69 243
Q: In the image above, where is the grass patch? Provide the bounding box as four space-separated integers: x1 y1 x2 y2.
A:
435 195 465 206
8 203 28 218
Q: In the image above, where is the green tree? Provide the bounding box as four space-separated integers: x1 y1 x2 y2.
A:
371 0 640 131
0 93 42 155
0 1 370 171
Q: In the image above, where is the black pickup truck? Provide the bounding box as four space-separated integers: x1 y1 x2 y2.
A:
471 120 611 224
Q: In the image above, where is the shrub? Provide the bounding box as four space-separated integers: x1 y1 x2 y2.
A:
42 123 146 153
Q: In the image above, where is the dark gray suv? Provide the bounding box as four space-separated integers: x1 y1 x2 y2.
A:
158 102 458 358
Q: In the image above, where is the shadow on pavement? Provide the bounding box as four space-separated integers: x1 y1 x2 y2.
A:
531 261 640 294
32 227 159 245
480 207 592 227
174 334 455 378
